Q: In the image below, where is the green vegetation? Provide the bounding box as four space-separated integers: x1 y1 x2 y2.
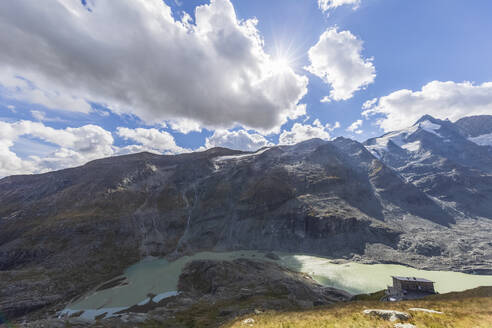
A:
140 295 295 328
351 289 386 301
224 287 492 328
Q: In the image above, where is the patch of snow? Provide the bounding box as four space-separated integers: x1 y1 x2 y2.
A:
152 291 179 303
367 120 446 156
212 161 220 171
59 290 179 321
146 164 158 172
137 297 151 306
365 125 419 157
419 120 442 137
59 307 128 321
469 133 492 146
401 141 420 152
368 149 381 159
214 147 271 161
2 211 21 220
365 135 393 158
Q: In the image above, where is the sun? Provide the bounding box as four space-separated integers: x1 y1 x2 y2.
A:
269 56 292 74
267 36 302 75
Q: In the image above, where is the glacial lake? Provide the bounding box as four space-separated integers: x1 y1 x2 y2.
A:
64 251 492 317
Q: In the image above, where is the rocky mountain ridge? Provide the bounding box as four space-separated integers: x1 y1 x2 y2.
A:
1 114 491 321
364 115 492 218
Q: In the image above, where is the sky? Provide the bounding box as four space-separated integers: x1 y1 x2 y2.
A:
1 0 492 177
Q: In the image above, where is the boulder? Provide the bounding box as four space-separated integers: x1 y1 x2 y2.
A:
408 307 442 314
362 309 411 322
242 318 255 326
394 324 416 328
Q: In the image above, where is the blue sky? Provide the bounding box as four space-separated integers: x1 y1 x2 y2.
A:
1 0 492 176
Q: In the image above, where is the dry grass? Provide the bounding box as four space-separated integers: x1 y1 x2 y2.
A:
224 287 492 328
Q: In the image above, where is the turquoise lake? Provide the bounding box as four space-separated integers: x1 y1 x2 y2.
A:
67 251 492 312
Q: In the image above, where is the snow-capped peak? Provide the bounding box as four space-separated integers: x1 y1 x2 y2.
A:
418 120 442 137
469 133 492 146
364 117 446 158
364 125 420 158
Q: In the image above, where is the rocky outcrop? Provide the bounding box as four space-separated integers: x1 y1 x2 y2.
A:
362 309 411 322
178 259 352 307
408 308 443 314
455 115 492 138
364 115 492 219
121 258 350 326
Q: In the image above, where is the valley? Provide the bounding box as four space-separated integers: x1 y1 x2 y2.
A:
62 251 492 321
1 114 492 327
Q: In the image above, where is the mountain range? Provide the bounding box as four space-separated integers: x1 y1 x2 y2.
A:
1 114 491 320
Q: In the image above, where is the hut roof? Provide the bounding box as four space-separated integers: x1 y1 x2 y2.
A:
392 276 434 283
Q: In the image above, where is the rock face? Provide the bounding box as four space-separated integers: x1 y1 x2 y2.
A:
364 115 492 219
455 115 492 138
178 259 351 306
455 115 492 152
1 115 492 320
363 115 492 273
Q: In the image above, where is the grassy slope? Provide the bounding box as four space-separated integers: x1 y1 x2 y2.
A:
224 287 492 328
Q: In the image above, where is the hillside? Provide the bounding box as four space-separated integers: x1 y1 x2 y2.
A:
226 287 492 328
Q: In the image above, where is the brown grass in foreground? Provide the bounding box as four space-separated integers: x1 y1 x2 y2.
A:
224 287 492 328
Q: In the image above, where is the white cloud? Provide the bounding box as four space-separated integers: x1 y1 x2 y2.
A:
331 121 341 130
0 120 115 176
116 127 190 154
346 119 363 134
278 119 338 145
305 28 375 101
168 118 202 134
204 129 273 151
0 0 308 132
0 68 92 113
0 120 192 177
318 0 361 12
362 81 492 131
30 109 66 123
31 110 46 121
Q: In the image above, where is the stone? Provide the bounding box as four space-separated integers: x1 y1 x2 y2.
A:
363 309 411 322
242 318 255 326
408 307 443 314
394 324 416 328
